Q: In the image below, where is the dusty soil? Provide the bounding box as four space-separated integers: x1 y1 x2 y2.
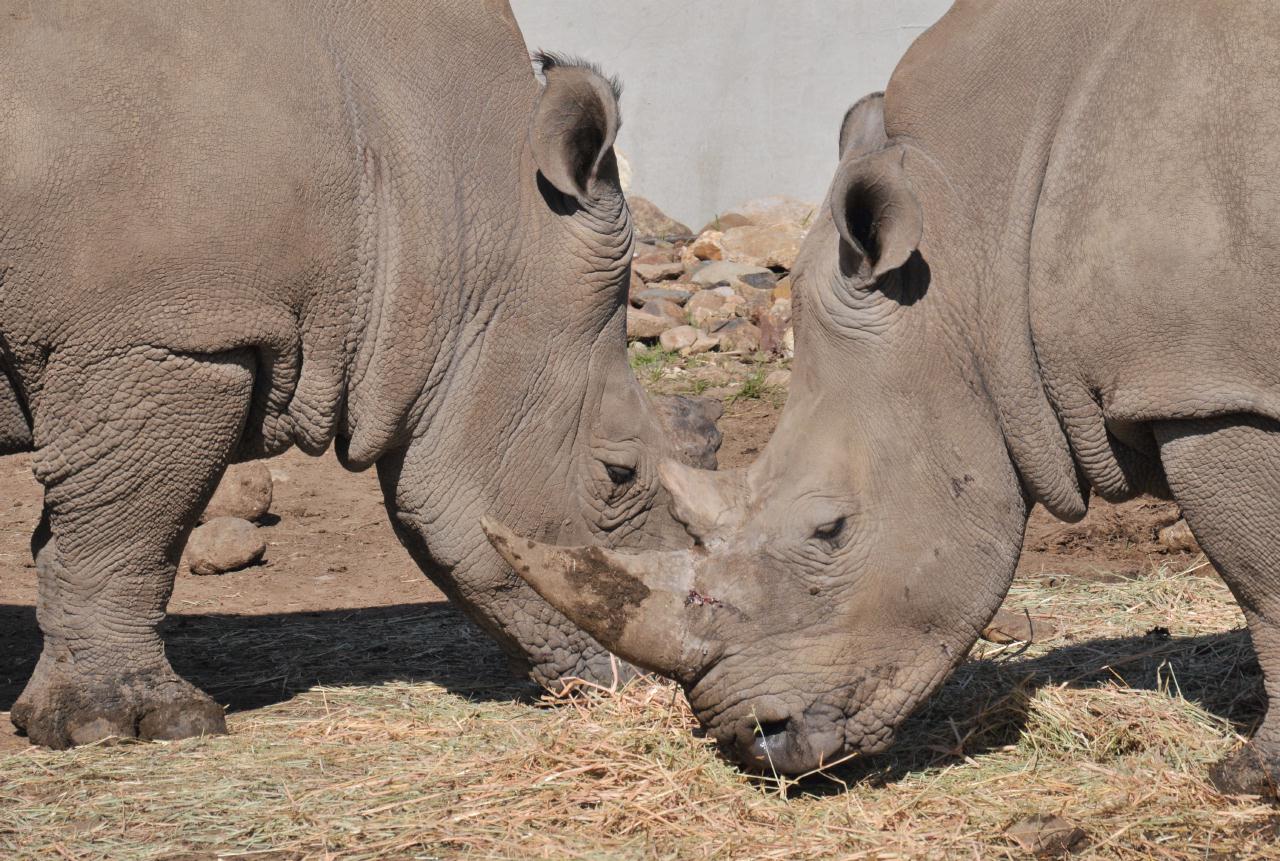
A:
1 367 1270 859
0 373 1205 748
0 389 784 746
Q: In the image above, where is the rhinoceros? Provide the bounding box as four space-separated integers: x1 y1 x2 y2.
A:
487 0 1280 794
0 1 719 749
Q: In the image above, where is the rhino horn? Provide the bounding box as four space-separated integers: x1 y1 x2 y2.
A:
480 517 707 678
658 460 745 537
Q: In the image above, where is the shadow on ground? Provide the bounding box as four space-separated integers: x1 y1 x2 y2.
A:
0 602 535 716
785 627 1266 796
0 604 1265 785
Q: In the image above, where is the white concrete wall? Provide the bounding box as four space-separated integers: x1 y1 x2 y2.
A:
509 0 953 228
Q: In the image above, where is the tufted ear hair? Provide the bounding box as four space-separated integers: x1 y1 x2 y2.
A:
529 52 623 203
830 146 923 281
838 91 888 158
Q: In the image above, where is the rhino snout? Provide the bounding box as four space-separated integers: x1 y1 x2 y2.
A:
738 717 844 776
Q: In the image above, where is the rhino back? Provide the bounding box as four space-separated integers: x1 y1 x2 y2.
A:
0 4 352 341
1027 2 1280 428
887 0 1280 498
0 1 538 454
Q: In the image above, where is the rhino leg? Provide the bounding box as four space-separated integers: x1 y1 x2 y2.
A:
11 348 253 748
1156 416 1280 797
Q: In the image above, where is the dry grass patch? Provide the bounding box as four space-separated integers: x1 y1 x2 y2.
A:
1 559 1278 859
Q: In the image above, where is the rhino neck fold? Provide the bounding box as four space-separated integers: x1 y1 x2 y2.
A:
886 4 1139 522
949 129 1088 523
897 138 1086 522
339 144 534 471
330 40 538 469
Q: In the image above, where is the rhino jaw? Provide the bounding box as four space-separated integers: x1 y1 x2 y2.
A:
479 516 715 678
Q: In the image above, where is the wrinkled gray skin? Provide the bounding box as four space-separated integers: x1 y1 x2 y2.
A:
491 0 1280 794
0 1 718 749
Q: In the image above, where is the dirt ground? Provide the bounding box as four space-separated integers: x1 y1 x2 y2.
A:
0 372 784 745
1 359 1270 859
0 363 1198 743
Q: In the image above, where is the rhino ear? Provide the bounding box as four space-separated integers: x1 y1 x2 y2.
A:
529 53 623 203
838 92 887 158
830 146 923 281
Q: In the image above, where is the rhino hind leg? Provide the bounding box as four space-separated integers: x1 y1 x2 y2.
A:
1155 416 1280 797
11 348 255 748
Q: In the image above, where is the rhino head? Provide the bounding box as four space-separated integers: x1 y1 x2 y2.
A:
482 93 1032 771
347 53 719 688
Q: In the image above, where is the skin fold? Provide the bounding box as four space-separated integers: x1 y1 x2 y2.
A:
0 1 718 748
493 0 1280 795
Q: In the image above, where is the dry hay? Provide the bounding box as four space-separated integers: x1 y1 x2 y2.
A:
1 557 1278 859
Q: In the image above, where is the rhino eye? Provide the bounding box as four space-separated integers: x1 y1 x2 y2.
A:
812 517 847 545
605 464 636 486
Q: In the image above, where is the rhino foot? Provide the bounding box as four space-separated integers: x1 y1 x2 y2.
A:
12 658 226 749
1210 742 1280 799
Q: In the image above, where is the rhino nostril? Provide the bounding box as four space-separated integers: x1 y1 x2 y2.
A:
736 718 793 771
754 719 790 740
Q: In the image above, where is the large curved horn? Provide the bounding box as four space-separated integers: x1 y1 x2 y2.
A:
480 517 712 678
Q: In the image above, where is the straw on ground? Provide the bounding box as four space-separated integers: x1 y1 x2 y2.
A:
1 558 1276 860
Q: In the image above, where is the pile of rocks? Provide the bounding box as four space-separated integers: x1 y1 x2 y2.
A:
184 461 274 576
626 195 813 359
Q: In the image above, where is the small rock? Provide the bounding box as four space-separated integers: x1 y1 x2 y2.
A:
633 287 693 307
628 269 646 302
691 260 777 292
687 333 721 355
187 517 266 576
693 287 747 325
626 304 682 341
644 298 685 323
982 609 1058 645
701 196 816 233
202 461 274 523
701 212 752 233
756 299 794 357
1159 519 1201 553
678 245 701 272
773 275 793 301
691 309 724 329
1005 814 1087 857
660 325 700 353
686 291 729 326
702 304 744 329
781 327 795 359
684 258 712 277
720 221 808 270
633 260 686 283
775 328 796 358
765 370 792 389
714 319 763 354
633 244 677 266
629 195 692 240
735 285 773 315
690 230 725 261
